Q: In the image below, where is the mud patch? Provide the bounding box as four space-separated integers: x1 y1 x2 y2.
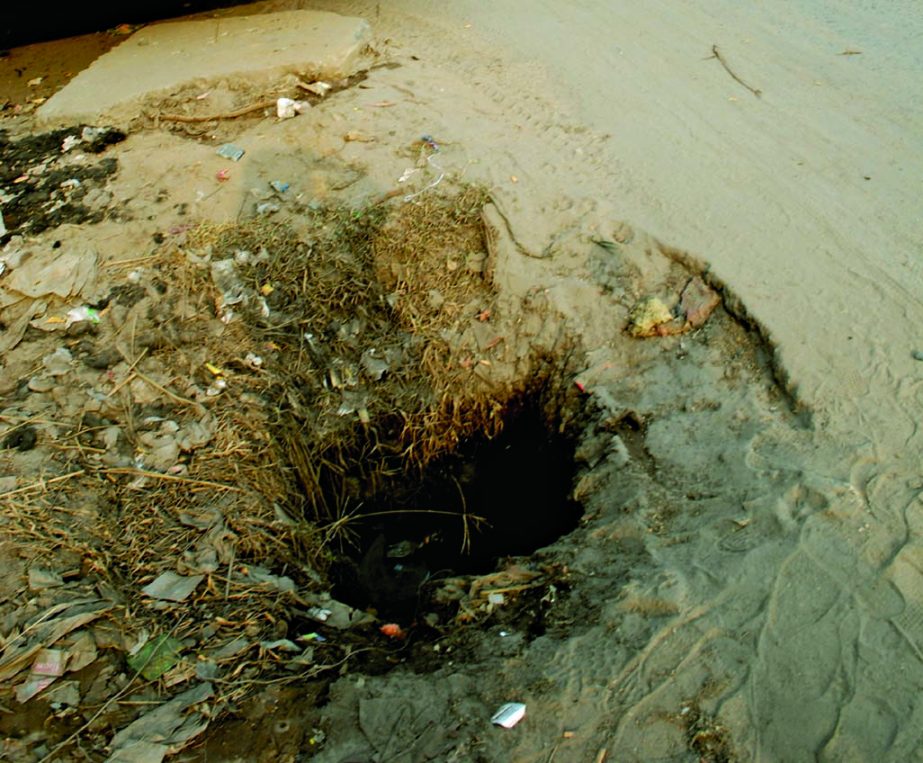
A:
0 126 125 241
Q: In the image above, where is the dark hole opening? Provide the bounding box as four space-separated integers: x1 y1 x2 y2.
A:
328 398 583 621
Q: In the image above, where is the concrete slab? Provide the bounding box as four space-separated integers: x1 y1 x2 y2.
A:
37 10 370 128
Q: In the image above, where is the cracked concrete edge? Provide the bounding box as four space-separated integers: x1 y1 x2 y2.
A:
37 10 372 130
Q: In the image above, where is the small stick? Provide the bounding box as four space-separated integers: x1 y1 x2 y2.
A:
158 98 276 123
133 369 202 409
224 544 236 600
371 187 405 206
0 470 85 499
709 44 762 98
101 468 242 492
106 347 149 398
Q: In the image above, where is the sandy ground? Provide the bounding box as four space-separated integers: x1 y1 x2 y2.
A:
1 2 923 762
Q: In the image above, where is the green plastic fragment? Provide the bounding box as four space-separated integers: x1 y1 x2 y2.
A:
127 634 183 680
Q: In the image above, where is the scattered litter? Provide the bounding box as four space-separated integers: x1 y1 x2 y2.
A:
237 566 296 594
141 572 204 603
299 80 332 97
270 180 290 193
276 98 309 119
208 637 250 661
276 98 297 119
487 592 505 606
65 305 100 326
627 296 674 337
105 681 213 763
306 607 332 622
216 144 245 162
32 649 67 676
15 648 68 703
398 168 419 184
679 276 720 329
47 680 81 709
28 567 64 590
215 168 231 182
628 277 720 337
210 258 250 318
0 599 111 684
260 639 301 652
491 702 527 729
244 352 263 369
403 135 446 202
27 76 43 87
0 210 5 238
303 597 374 629
64 630 97 672
127 634 184 681
5 247 98 299
256 202 280 216
379 623 406 640
43 347 73 376
361 349 390 381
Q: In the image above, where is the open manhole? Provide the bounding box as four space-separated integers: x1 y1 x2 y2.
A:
326 391 583 622
184 182 590 661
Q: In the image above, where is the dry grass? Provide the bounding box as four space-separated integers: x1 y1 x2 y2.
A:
0 184 582 758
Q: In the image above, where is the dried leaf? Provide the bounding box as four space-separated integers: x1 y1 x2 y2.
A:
106 682 214 763
141 572 203 602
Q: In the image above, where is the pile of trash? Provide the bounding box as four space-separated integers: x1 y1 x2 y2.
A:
0 178 560 760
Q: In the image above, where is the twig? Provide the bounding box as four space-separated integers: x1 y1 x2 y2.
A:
104 254 163 269
224 544 236 600
157 99 276 123
709 44 762 98
100 468 242 492
371 187 405 206
0 470 85 499
106 347 149 398
133 369 202 409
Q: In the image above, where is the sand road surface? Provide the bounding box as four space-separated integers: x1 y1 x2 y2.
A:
1 2 922 761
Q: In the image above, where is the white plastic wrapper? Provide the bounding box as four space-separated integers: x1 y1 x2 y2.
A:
491 702 526 729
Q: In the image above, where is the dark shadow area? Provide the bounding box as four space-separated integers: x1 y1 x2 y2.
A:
329 398 583 621
2 0 255 48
